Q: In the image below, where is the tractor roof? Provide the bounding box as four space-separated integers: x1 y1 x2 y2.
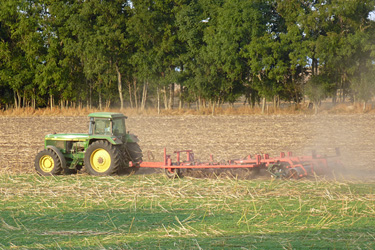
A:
88 112 127 119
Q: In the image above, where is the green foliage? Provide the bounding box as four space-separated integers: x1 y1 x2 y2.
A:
305 74 331 104
0 0 375 109
351 68 375 103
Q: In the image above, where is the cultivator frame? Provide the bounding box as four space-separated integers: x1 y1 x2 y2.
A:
133 148 342 179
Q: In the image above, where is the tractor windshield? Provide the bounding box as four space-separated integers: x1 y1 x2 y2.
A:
94 119 112 135
90 116 126 136
112 118 126 136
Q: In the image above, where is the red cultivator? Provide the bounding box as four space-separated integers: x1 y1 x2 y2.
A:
134 148 342 179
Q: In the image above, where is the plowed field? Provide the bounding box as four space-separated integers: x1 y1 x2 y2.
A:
1 114 375 180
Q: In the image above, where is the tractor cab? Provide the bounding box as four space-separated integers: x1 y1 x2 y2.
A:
88 112 127 137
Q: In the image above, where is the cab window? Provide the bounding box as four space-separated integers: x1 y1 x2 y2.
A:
112 118 126 136
94 119 111 135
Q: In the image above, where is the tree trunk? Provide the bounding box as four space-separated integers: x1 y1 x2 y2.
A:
179 84 183 109
133 79 138 109
157 87 160 115
32 91 36 109
163 86 168 109
115 64 124 110
169 83 174 109
23 90 26 108
14 90 18 109
273 95 277 109
141 81 148 110
312 56 318 76
17 91 21 109
363 101 367 112
99 91 102 110
261 97 266 114
249 93 254 108
128 82 133 108
50 94 53 110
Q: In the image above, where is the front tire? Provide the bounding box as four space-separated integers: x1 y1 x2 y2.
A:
84 141 121 176
35 149 63 176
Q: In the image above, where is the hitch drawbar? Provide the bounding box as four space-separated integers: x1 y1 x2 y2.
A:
130 148 342 179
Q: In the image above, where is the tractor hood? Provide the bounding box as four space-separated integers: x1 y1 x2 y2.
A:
45 133 122 145
45 133 90 141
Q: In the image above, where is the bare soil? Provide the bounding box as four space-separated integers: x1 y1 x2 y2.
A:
1 114 375 180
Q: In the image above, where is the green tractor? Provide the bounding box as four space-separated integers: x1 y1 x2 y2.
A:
35 112 143 176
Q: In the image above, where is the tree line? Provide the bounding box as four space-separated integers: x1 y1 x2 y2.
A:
1 0 375 112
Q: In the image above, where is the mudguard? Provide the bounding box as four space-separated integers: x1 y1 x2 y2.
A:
126 133 139 143
89 136 122 145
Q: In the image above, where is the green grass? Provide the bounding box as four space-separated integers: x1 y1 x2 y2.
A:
0 174 374 249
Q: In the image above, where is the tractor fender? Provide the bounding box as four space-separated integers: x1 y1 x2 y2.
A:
46 145 67 169
126 133 139 143
89 137 122 146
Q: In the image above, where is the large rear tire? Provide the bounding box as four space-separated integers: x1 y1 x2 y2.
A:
125 142 143 174
35 149 63 176
84 141 121 176
127 142 143 164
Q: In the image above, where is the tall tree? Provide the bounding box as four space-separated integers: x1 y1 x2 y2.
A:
0 0 46 108
129 0 187 110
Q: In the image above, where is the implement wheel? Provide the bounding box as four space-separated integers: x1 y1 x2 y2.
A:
35 149 63 176
164 168 182 179
84 141 121 176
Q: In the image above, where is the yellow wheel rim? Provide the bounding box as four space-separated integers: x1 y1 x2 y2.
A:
39 155 54 172
90 149 111 173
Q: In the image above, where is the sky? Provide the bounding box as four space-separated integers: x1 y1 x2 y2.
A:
369 11 375 20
